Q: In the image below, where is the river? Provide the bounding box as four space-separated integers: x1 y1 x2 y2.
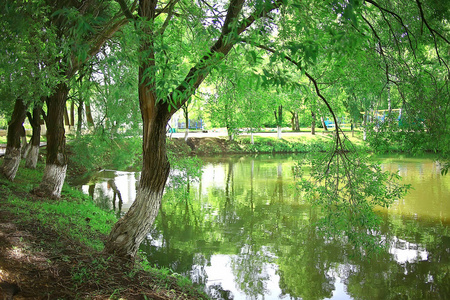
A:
79 154 450 299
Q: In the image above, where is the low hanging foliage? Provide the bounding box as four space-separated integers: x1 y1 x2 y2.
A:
295 130 411 253
69 134 141 172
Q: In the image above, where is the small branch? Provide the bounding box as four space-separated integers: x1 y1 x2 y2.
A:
415 0 450 73
156 0 180 36
365 0 417 58
361 15 391 85
115 0 136 21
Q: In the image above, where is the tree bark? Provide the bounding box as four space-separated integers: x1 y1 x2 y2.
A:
20 126 27 157
183 104 189 142
1 99 28 181
321 116 328 131
105 89 171 258
290 111 299 131
274 105 282 139
64 105 70 127
70 101 75 128
85 102 95 127
32 83 69 198
311 111 316 135
105 0 170 257
25 106 42 169
77 99 84 137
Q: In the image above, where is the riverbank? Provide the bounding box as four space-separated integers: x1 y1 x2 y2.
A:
0 163 208 299
0 133 363 299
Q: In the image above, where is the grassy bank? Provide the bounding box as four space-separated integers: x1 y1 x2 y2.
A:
0 162 208 299
67 131 367 174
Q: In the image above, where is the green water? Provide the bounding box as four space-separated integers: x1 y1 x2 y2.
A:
81 155 450 299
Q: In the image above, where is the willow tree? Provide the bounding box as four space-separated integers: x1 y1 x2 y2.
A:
104 0 285 257
28 0 127 198
105 0 449 258
0 1 60 181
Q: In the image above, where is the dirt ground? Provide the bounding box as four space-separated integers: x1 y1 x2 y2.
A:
0 191 206 300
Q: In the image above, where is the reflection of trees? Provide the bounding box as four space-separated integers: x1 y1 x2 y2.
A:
231 245 269 299
275 208 336 300
272 163 284 204
345 215 450 299
230 162 270 298
137 156 449 300
107 179 123 217
139 160 210 285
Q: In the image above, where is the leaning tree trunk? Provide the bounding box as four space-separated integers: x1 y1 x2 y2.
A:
105 13 171 255
105 100 170 258
25 106 42 169
32 83 69 198
1 99 28 181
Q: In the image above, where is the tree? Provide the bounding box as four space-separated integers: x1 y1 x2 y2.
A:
0 1 59 181
24 104 43 169
103 0 449 259
104 0 285 257
0 99 28 180
29 0 127 198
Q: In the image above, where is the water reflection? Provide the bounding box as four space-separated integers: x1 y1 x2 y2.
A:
80 155 450 299
81 170 138 215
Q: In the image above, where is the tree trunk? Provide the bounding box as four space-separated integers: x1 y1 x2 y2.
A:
64 105 70 127
77 99 84 137
105 105 170 258
227 125 234 141
1 99 28 181
105 3 171 256
274 105 282 139
183 105 189 142
25 106 42 169
32 83 69 198
70 101 75 128
85 102 95 127
20 127 27 157
321 116 328 131
290 111 299 131
311 111 316 135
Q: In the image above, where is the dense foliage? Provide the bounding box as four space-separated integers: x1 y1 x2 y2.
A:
0 0 448 259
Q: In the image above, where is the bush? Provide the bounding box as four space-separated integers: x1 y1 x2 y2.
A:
69 134 141 173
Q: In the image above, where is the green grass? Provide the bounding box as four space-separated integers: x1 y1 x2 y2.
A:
2 167 118 251
0 159 208 299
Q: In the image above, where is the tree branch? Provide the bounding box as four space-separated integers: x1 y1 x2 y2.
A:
415 0 450 73
115 0 136 20
365 0 417 57
156 0 180 36
167 0 283 115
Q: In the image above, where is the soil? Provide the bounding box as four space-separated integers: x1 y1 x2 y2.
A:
0 189 206 300
168 137 242 156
